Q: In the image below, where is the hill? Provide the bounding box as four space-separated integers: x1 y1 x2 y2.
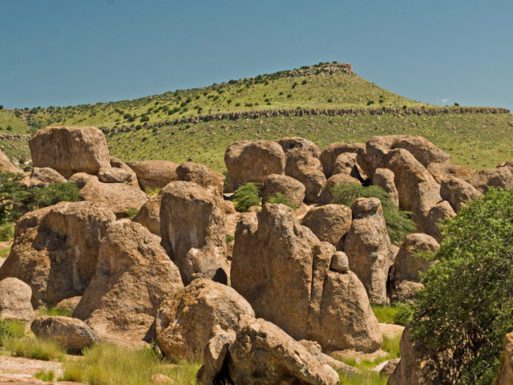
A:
1 62 512 171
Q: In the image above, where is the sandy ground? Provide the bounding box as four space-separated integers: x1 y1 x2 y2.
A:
0 355 78 385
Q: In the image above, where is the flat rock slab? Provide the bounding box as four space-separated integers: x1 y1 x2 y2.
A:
379 322 405 339
0 355 78 385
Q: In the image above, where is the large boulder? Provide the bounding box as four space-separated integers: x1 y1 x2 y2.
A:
0 149 21 173
198 317 339 385
176 162 224 194
423 200 456 242
389 233 439 302
470 166 513 193
261 174 305 208
225 141 286 190
278 137 321 158
76 174 148 218
31 316 98 354
107 157 140 187
0 202 116 307
29 126 111 178
127 160 179 191
372 168 399 206
156 279 255 361
318 173 361 204
440 176 481 212
160 181 228 285
393 136 450 167
332 152 360 178
231 203 382 352
133 193 162 236
284 151 327 203
301 204 352 249
320 142 365 177
74 220 183 344
493 331 513 385
0 278 34 323
345 198 395 305
23 167 66 187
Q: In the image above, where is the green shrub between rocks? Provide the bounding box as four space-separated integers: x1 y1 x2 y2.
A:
267 192 297 209
233 183 260 212
411 189 513 385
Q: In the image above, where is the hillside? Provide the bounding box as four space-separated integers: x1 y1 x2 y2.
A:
1 62 512 171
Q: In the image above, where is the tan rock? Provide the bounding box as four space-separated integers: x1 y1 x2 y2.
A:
0 277 34 323
160 181 228 285
318 173 361 204
373 168 399 206
393 136 450 167
225 141 285 190
424 200 456 242
156 279 254 361
358 135 400 178
31 316 98 353
55 296 82 314
493 331 513 385
176 162 224 194
301 204 352 248
320 142 365 177
471 166 513 193
74 220 183 344
109 157 140 187
127 160 179 191
345 198 394 305
278 137 321 158
0 202 116 307
261 174 305 208
284 151 326 203
133 193 162 236
0 149 21 173
440 176 481 212
29 126 111 178
23 167 66 187
332 152 360 178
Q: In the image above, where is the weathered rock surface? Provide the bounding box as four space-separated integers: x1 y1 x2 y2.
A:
225 141 285 190
471 166 513 193
160 181 228 285
424 200 456 242
0 277 34 323
55 296 82 314
197 316 339 385
493 331 513 385
345 198 394 305
77 175 148 218
278 137 321 158
332 152 360 178
29 126 111 178
156 279 254 360
284 151 326 203
74 220 183 343
261 173 305 207
0 202 116 307
176 162 224 194
127 160 179 190
301 204 352 248
0 149 21 173
440 176 481 212
373 168 399 206
393 136 450 167
23 167 66 187
133 193 162 236
318 173 361 204
31 316 98 353
231 203 381 352
320 142 364 177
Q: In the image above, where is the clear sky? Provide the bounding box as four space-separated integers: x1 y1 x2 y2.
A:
1 0 512 109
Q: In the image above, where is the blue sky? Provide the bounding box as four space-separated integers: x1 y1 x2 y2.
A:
1 0 512 109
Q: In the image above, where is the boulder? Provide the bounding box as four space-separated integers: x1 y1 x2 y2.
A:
31 316 98 354
332 152 360 178
55 296 82 314
197 316 339 385
77 175 148 218
493 331 513 385
320 142 365 177
74 220 183 344
284 151 326 203
426 162 476 185
0 202 116 307
0 149 21 173
393 136 450 167
301 204 352 248
261 174 305 208
278 137 321 158
372 168 399 206
176 162 224 194
160 181 228 285
345 198 394 305
29 126 111 178
231 203 382 352
318 173 361 204
470 166 513 193
390 233 439 302
127 160 179 191
23 167 66 187
357 135 400 178
0 278 34 323
108 157 140 187
225 141 285 190
133 193 162 236
440 176 481 212
424 200 456 242
156 279 255 361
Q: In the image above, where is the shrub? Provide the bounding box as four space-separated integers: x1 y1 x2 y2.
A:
331 183 415 244
0 320 25 345
268 193 296 209
411 189 513 385
0 222 14 241
233 183 260 212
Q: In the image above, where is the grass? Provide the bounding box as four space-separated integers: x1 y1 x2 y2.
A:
35 370 56 382
339 371 388 385
0 320 25 345
62 344 199 385
372 304 414 326
3 336 66 361
37 307 73 317
0 244 10 258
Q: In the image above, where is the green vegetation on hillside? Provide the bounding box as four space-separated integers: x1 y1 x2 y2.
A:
412 189 513 385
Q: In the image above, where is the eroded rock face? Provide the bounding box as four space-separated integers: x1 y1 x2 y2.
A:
197 317 339 385
332 152 360 178
320 142 364 178
278 137 321 159
471 167 513 193
261 174 305 208
424 201 456 242
393 136 450 167
29 126 111 178
301 204 352 249
0 149 21 173
373 168 399 206
23 167 66 187
284 152 326 203
0 278 34 323
77 175 148 218
345 198 394 305
225 141 285 190
160 181 228 285
493 331 513 385
440 176 481 212
127 160 179 191
156 279 255 361
0 202 116 307
176 162 224 194
133 193 162 236
231 203 381 352
74 220 183 344
31 316 98 354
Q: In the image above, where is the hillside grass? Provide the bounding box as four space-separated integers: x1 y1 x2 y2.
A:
0 110 28 133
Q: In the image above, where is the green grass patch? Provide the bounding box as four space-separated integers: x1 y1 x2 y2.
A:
0 320 25 345
3 336 66 361
35 370 56 382
37 307 73 317
267 192 297 209
339 371 388 385
0 244 11 258
372 304 413 326
62 344 199 385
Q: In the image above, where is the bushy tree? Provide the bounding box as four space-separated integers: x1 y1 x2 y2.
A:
331 183 415 243
233 183 260 212
412 189 513 385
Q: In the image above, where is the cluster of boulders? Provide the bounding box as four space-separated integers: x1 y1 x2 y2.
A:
1 126 512 384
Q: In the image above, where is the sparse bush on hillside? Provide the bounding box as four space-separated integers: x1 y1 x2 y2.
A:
331 183 415 244
233 183 260 212
411 189 513 385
